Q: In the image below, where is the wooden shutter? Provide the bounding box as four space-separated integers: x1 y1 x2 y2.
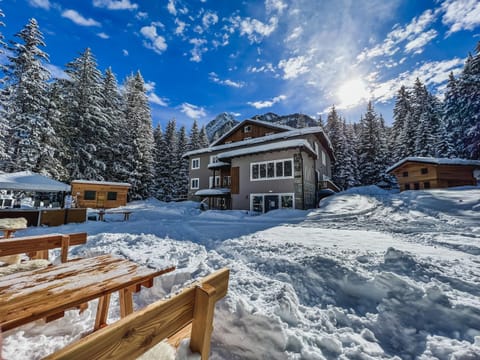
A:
231 167 239 194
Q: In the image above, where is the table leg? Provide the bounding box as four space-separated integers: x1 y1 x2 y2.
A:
119 288 134 317
94 294 111 331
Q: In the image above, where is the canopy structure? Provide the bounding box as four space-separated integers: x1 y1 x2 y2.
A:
0 171 70 192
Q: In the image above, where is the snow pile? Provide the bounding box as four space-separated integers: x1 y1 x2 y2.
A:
2 187 480 359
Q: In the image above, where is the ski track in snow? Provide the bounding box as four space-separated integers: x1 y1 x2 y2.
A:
2 187 480 360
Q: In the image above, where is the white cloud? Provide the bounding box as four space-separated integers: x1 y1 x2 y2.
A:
247 63 276 73
230 16 278 43
371 58 464 103
29 0 50 10
180 103 206 119
209 72 245 88
122 49 129 56
441 0 480 35
135 11 148 20
45 63 69 80
265 0 287 14
97 32 110 39
92 0 138 10
202 11 218 29
167 0 177 16
62 9 101 27
144 81 168 106
357 8 438 61
285 26 302 42
140 24 167 54
278 56 309 80
248 94 287 109
189 38 207 62
174 18 187 35
405 29 437 54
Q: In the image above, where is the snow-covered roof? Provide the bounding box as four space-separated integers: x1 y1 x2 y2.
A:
0 171 70 192
71 180 131 187
386 157 480 173
210 119 294 147
184 127 332 158
217 139 316 160
195 188 231 196
207 161 230 169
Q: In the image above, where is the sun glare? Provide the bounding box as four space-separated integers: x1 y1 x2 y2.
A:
337 78 370 108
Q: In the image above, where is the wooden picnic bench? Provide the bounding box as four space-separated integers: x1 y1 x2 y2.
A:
97 210 132 222
0 254 175 332
44 268 230 360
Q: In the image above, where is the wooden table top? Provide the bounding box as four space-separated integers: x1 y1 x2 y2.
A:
0 254 175 331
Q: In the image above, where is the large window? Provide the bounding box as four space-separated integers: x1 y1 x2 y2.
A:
84 190 96 200
191 178 199 189
250 193 295 213
192 158 200 169
251 159 294 181
209 176 220 188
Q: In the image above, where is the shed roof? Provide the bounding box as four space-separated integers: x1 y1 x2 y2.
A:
194 188 231 196
71 180 131 187
386 157 480 173
0 171 70 192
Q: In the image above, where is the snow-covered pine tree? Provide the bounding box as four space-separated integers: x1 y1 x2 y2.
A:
344 122 360 187
390 86 411 161
3 18 59 176
189 119 201 151
443 72 461 157
415 92 442 157
464 42 480 159
199 125 210 148
64 48 107 181
100 67 126 181
175 125 189 198
153 124 166 199
160 118 178 200
324 106 345 188
123 71 155 199
0 8 9 163
357 102 385 185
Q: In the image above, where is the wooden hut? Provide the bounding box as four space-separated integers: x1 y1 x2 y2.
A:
71 181 131 209
386 157 480 191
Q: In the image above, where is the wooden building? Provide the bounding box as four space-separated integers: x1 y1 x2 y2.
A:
387 157 480 191
71 181 131 209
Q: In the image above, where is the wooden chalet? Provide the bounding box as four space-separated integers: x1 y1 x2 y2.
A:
386 157 480 191
71 180 131 209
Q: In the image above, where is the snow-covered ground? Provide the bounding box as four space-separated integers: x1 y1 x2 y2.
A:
2 186 480 359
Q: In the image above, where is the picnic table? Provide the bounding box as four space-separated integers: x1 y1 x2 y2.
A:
0 227 24 239
0 254 175 332
97 210 132 222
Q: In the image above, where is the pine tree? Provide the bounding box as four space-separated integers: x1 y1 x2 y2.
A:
175 125 189 197
0 9 9 162
189 119 201 151
390 86 411 161
153 124 166 199
123 71 155 199
443 72 461 157
464 42 480 159
160 119 178 200
199 125 209 148
3 18 58 176
324 106 345 188
64 48 107 180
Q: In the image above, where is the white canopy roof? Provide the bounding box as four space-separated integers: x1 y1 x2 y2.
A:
0 171 70 192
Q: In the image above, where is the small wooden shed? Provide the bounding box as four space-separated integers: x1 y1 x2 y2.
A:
71 180 131 209
386 157 480 191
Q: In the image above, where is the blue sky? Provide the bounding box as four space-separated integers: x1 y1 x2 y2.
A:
1 0 479 128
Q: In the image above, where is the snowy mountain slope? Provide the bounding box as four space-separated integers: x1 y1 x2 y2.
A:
2 187 480 359
205 112 238 142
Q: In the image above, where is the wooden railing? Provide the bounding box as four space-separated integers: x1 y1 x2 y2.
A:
44 268 230 360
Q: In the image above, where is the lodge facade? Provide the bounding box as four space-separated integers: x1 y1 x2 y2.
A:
183 119 336 212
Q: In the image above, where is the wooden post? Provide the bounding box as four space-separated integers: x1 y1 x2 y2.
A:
119 288 134 318
94 294 111 331
190 284 216 359
60 235 70 263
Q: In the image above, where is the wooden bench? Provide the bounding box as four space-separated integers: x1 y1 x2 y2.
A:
0 232 87 264
44 268 229 360
97 210 132 222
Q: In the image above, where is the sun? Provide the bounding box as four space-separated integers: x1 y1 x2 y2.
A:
337 78 370 108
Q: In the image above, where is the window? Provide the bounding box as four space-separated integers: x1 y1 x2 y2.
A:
250 159 294 181
191 178 199 189
244 125 252 133
84 190 96 200
252 195 263 212
281 195 293 208
424 181 431 189
210 155 219 164
222 176 231 187
414 182 420 190
107 192 117 201
421 168 428 175
403 171 409 177
209 176 220 188
404 184 410 190
250 193 295 212
321 151 326 166
192 158 200 169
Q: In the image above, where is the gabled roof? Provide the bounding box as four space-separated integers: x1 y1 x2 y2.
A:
210 118 294 146
184 126 334 160
217 139 316 160
386 157 480 173
0 171 70 192
71 180 131 187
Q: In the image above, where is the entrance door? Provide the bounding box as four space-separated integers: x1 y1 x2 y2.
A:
97 192 106 208
264 195 279 213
